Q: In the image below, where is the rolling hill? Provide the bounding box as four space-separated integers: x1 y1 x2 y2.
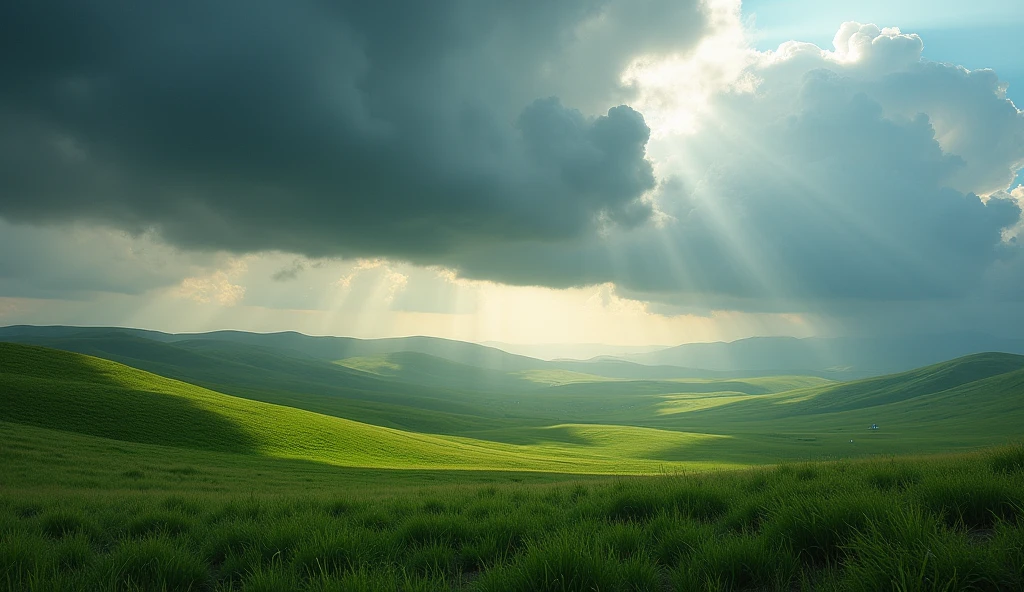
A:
334 350 555 392
3 339 1024 469
0 343 739 473
0 327 831 434
0 331 526 435
658 352 1024 424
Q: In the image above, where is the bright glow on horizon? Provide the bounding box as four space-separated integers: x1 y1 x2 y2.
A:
0 250 822 349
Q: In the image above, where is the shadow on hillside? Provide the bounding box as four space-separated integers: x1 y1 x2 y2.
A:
1 343 261 455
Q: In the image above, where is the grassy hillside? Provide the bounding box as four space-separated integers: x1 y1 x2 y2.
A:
0 420 598 494
0 333 537 435
5 330 1024 468
658 353 1024 424
0 330 833 434
335 351 545 393
0 343 741 474
2 421 1022 591
4 334 1024 588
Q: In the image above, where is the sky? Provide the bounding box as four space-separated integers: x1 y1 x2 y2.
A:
0 0 1022 349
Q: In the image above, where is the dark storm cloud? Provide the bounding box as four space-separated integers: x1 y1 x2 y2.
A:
0 0 705 258
0 220 220 299
1 10 1022 317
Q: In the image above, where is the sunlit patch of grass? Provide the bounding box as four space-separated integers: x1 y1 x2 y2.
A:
656 392 758 415
333 356 401 376
512 369 617 386
0 344 748 474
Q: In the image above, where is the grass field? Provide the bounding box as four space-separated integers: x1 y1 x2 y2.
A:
2 424 1023 590
0 343 740 474
3 335 1024 590
5 342 1024 469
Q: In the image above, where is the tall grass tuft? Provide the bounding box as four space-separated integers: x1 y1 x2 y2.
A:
988 443 1024 475
97 535 208 591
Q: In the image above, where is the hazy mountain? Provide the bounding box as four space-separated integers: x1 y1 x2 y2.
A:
0 325 546 371
480 341 670 361
0 325 716 379
7 326 1023 379
623 334 1024 376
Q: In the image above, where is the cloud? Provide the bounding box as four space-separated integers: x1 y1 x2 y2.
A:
1 6 1022 332
999 186 1024 243
0 0 707 261
0 220 223 298
439 20 1024 314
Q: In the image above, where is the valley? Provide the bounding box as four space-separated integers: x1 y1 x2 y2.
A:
2 327 1023 590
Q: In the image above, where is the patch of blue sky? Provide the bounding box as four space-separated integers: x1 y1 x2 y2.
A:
743 0 1024 188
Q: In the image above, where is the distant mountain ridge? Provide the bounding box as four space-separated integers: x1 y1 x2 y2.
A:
0 325 728 380
621 334 1024 376
4 325 1024 378
0 325 544 371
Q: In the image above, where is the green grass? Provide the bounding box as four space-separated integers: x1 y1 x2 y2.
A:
326 352 1024 468
6 343 1024 471
0 343 740 474
0 334 529 434
335 351 544 393
0 332 832 434
2 432 1023 590
5 340 1024 589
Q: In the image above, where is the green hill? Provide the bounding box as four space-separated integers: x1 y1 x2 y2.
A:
166 329 550 372
0 332 535 434
784 352 1024 414
0 343 737 473
4 338 1024 469
665 352 1024 424
334 351 546 392
0 329 832 433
